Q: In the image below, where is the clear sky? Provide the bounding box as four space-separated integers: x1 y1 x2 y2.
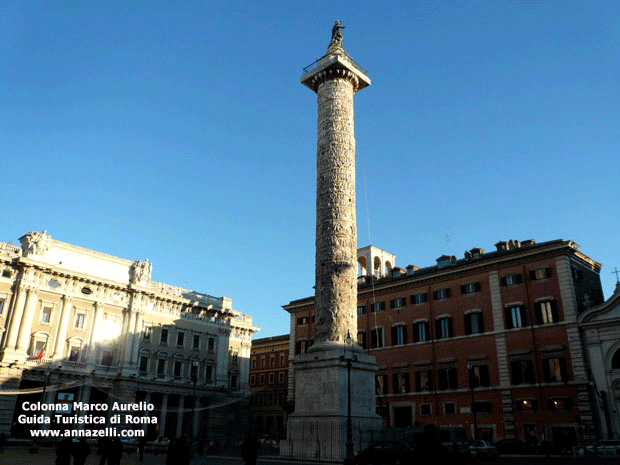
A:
2 1 619 339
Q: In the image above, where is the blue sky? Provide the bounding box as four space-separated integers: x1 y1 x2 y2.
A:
2 1 619 338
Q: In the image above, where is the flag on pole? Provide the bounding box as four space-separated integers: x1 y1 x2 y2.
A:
36 335 49 359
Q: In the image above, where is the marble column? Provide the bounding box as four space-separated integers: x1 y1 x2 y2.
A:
3 285 27 352
283 24 380 462
160 394 168 439
52 295 72 359
16 287 39 353
176 396 184 438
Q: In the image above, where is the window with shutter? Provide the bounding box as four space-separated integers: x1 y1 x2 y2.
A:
414 321 429 342
436 317 453 339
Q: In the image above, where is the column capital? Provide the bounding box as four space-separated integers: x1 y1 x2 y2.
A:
301 48 370 94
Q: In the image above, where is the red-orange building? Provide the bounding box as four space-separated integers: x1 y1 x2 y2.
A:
284 239 604 447
248 334 290 439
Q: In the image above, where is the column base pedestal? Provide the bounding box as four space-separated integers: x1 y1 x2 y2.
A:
281 347 381 461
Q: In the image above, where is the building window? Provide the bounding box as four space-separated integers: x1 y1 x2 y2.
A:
160 328 169 345
531 267 552 281
189 361 199 380
69 346 81 362
474 401 493 414
192 334 200 350
279 371 285 383
438 366 458 390
357 305 366 316
465 312 484 335
357 331 367 349
444 402 457 415
511 360 535 385
269 373 275 384
206 364 214 382
298 316 309 326
139 356 149 373
251 358 256 369
469 364 490 388
549 397 572 411
392 325 407 345
0 299 4 315
174 360 184 378
414 321 429 343
391 297 406 309
392 372 410 393
375 374 388 395
517 399 538 412
536 301 558 324
176 331 185 347
502 274 522 286
434 289 450 300
33 339 47 359
370 327 384 349
505 306 526 329
157 359 166 377
436 317 453 339
420 404 432 416
461 282 481 295
74 313 85 329
543 357 568 382
101 350 113 366
411 292 428 305
40 306 52 324
270 357 275 368
280 354 285 365
415 369 433 392
371 302 386 313
144 327 152 340
250 375 255 385
295 340 308 355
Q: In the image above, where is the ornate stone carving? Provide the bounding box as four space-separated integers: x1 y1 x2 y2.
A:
130 259 152 284
20 230 52 258
313 74 359 346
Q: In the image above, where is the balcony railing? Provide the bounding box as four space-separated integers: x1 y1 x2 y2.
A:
303 49 368 76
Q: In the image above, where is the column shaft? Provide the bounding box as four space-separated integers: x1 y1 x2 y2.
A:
314 76 358 346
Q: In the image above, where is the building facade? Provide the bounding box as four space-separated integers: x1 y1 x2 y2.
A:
284 239 605 447
579 281 620 440
248 334 290 439
0 231 258 442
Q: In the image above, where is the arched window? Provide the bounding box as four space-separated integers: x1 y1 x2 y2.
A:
358 257 367 276
611 349 620 370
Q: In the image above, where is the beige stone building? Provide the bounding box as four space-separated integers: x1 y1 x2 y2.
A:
579 281 620 440
0 231 258 442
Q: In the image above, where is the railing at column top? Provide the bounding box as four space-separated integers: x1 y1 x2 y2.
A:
303 50 369 76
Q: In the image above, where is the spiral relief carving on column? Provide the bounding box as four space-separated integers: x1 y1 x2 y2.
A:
313 76 358 346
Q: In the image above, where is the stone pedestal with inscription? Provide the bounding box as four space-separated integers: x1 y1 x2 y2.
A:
282 25 380 461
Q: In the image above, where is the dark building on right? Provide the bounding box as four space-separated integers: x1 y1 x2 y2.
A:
284 238 605 447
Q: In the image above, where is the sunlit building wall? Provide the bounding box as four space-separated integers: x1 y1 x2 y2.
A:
0 231 258 441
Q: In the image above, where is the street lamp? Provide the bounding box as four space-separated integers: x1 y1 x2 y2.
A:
344 330 354 464
468 363 479 440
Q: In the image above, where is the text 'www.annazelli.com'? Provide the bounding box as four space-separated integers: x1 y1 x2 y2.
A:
30 428 144 438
